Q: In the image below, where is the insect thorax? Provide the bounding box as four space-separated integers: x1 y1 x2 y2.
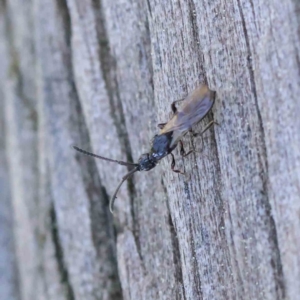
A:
150 132 175 160
137 153 157 171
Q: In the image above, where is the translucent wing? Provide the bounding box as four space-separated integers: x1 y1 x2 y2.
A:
160 85 215 143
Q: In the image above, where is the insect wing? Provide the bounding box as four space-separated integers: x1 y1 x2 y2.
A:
160 85 215 135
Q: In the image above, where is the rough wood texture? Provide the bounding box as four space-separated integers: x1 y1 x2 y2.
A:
1 0 300 299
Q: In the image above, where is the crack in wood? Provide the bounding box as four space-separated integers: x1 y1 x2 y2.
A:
168 213 187 300
162 178 187 300
146 0 152 19
188 221 203 299
71 78 123 299
50 204 75 300
58 0 124 298
236 1 285 298
95 0 145 266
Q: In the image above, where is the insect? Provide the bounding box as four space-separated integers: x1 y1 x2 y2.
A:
73 84 216 213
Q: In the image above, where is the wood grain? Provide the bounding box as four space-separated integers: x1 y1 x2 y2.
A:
1 0 299 299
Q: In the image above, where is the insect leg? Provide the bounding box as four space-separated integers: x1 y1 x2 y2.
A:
188 128 197 137
157 122 167 129
179 140 194 157
200 120 219 135
193 120 219 137
170 153 185 174
193 121 219 152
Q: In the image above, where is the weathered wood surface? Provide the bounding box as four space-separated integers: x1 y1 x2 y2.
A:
1 0 300 299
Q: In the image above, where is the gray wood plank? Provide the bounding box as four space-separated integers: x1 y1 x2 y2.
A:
1 0 299 299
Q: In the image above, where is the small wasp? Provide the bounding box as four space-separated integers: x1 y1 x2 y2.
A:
73 84 216 213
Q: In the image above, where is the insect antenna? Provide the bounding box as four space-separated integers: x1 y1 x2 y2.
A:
73 146 138 167
110 167 138 214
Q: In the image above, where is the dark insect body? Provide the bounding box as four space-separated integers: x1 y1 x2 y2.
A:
73 84 216 213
